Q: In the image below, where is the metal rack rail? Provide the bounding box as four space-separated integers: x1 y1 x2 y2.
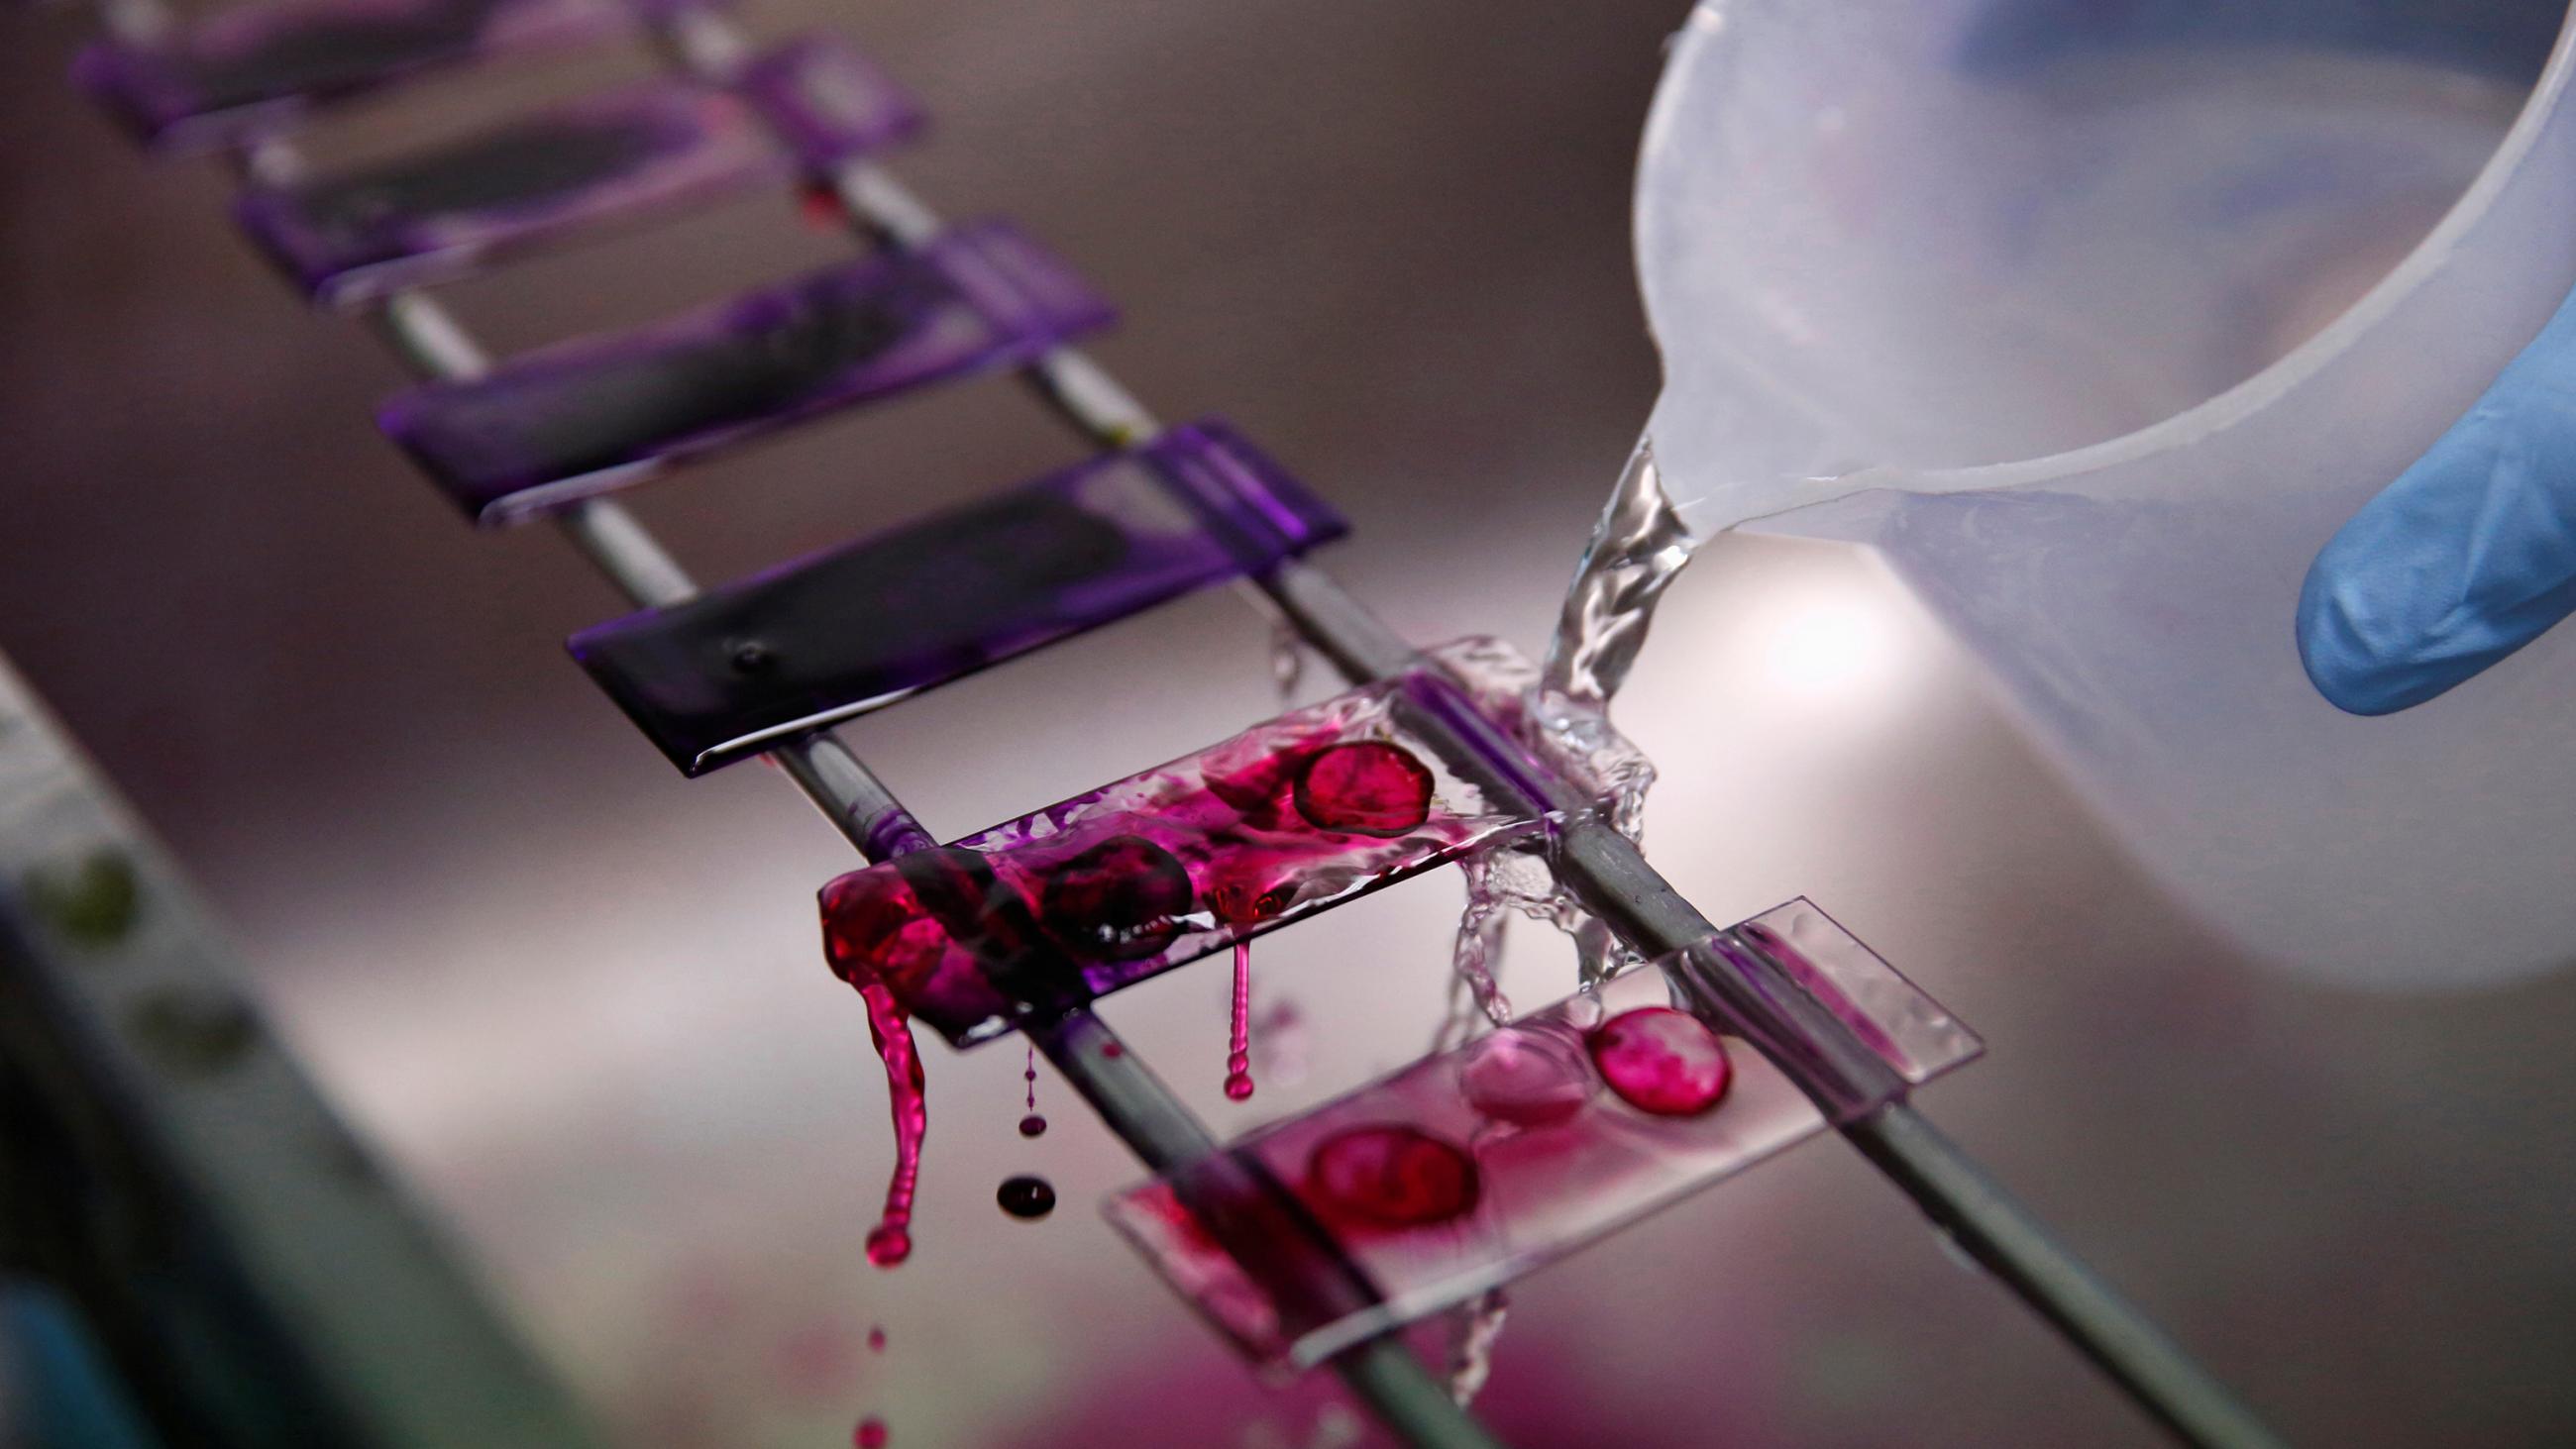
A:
35 3 2288 1445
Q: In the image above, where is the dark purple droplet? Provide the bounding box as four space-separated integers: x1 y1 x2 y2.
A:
1293 742 1435 836
998 1174 1057 1220
1588 1006 1731 1116
1038 835 1195 960
1018 1113 1048 1138
1307 1125 1479 1227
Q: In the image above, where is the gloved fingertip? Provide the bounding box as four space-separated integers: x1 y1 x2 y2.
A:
2296 562 2437 716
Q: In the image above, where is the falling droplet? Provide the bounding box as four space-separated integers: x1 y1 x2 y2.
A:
997 1175 1057 1220
1268 616 1306 700
865 1325 886 1354
1018 1112 1048 1138
855 983 925 1269
854 1415 889 1448
1224 940 1255 1101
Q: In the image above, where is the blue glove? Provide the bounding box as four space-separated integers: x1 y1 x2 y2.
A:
2297 284 2576 715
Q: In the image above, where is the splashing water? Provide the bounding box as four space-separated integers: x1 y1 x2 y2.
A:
1446 1288 1510 1406
1224 940 1256 1101
1529 437 1684 863
1543 440 1697 714
1423 441 1693 1368
1268 615 1307 701
1432 853 1518 1053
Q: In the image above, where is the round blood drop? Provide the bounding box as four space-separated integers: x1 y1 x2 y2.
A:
997 1175 1057 1220
863 1224 912 1268
1307 1125 1479 1227
1017 1113 1048 1138
1038 835 1195 960
1587 1006 1732 1116
1458 1026 1595 1127
1293 742 1435 837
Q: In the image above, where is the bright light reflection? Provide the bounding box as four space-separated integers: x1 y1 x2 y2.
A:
1752 586 1908 705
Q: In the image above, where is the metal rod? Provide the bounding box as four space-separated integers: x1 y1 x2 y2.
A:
142 9 2278 1443
1845 1104 2289 1449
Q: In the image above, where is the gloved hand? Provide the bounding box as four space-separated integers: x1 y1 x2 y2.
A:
2297 286 2576 714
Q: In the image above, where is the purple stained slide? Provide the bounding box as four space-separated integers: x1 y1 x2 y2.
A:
379 221 1111 522
1108 897 1985 1369
73 0 639 153
232 36 920 307
569 421 1347 776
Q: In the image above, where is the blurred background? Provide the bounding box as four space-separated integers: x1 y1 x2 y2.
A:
6 1 2576 1445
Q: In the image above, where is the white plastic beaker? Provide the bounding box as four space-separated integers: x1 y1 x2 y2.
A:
1636 0 2576 985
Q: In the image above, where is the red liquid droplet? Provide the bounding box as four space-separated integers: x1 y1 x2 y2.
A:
1101 1041 1123 1059
1293 741 1435 836
866 1325 887 1354
1587 1006 1731 1116
1224 940 1255 1101
1023 1043 1037 1113
822 868 956 1001
855 982 926 1268
854 1415 889 1448
800 180 848 231
997 1174 1057 1219
1018 1112 1048 1138
1308 1125 1479 1227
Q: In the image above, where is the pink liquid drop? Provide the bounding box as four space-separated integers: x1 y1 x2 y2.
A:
866 1325 887 1353
1018 1112 1048 1138
855 982 926 1268
799 180 848 231
1587 1006 1731 1116
1223 940 1255 1101
1292 741 1434 836
1307 1124 1480 1227
854 1416 889 1448
1457 1025 1593 1127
